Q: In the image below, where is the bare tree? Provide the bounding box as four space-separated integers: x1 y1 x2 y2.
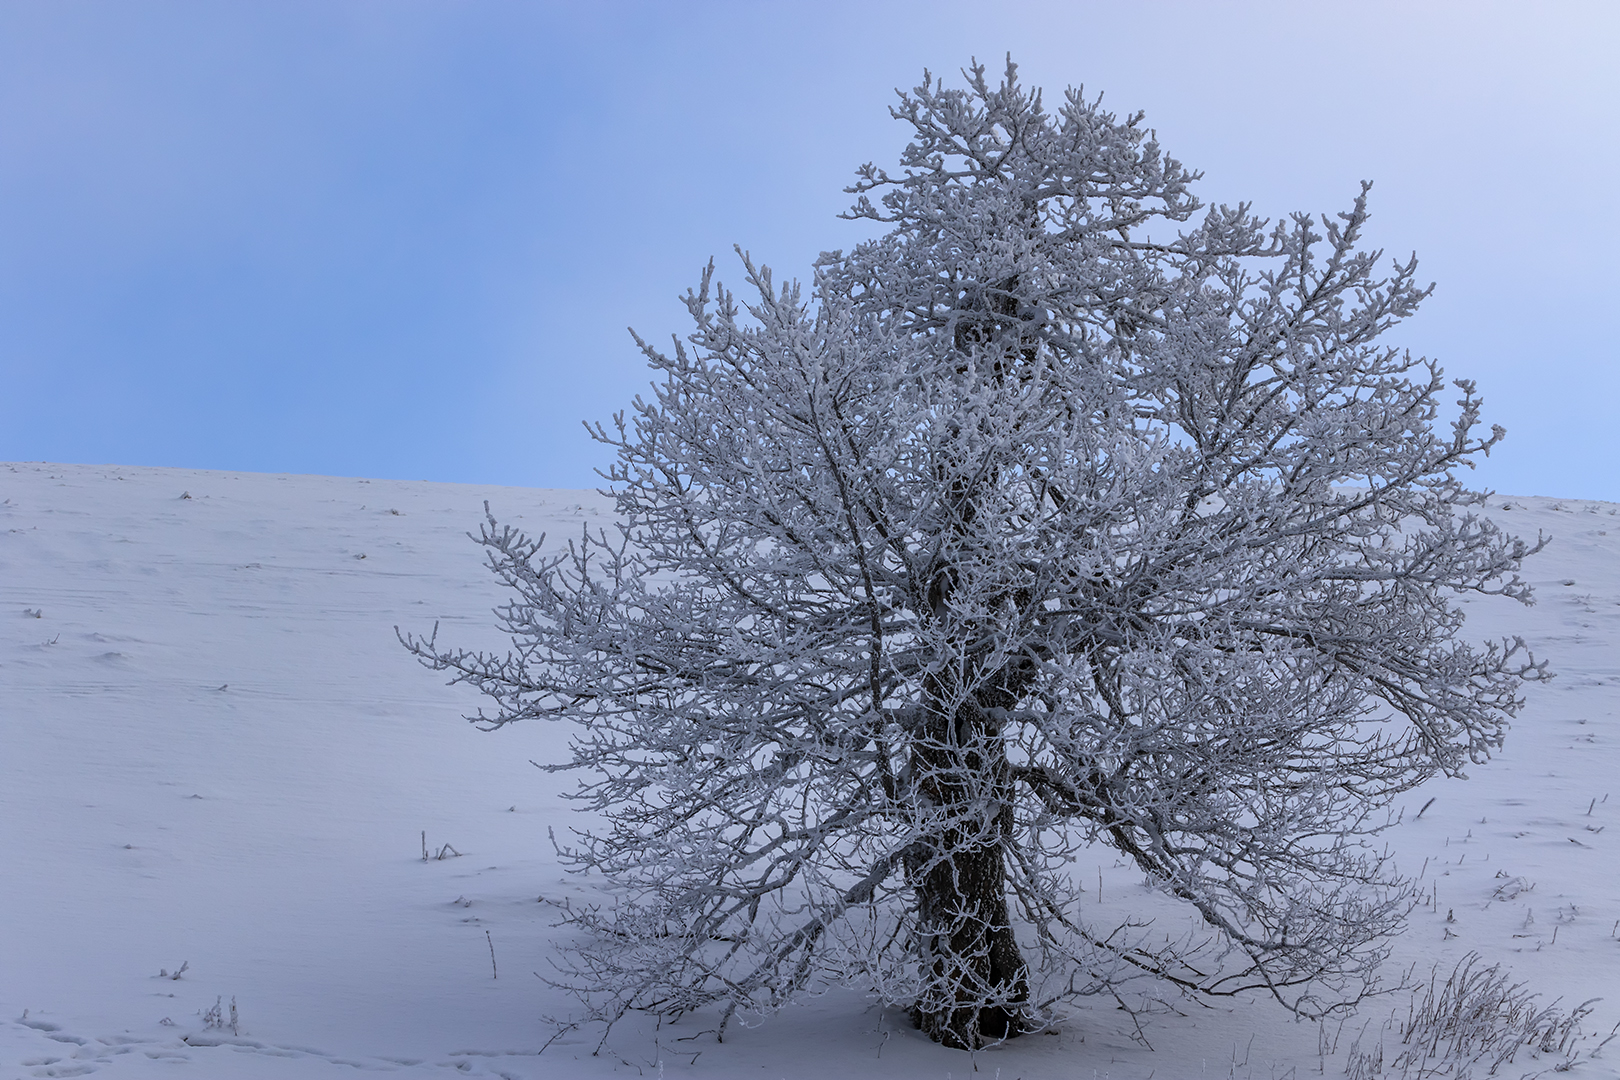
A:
403 59 1546 1050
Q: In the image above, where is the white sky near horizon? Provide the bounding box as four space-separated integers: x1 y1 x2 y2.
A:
1 1 1616 497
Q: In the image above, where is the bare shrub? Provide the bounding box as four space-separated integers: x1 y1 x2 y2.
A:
198 996 239 1037
1344 953 1609 1079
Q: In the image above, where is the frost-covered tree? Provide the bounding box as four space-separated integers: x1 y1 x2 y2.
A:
403 60 1545 1050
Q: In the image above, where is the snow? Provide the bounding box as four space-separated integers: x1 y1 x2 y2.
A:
3 461 1617 1079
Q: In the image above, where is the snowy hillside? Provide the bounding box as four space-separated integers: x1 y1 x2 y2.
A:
4 462 1618 1079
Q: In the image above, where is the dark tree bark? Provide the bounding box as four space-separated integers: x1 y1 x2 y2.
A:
908 688 1031 1047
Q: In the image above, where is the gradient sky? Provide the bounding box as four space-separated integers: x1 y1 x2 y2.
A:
2 2 1616 496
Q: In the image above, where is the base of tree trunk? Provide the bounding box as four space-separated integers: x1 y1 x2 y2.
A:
909 844 1034 1049
910 999 1033 1050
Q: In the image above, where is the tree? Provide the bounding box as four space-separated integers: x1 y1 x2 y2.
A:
403 59 1546 1050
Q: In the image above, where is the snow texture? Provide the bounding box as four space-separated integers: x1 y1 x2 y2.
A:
3 461 1618 1078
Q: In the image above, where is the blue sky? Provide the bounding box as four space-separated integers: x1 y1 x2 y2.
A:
2 1 1616 496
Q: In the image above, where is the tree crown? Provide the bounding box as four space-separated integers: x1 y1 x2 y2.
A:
404 58 1544 1050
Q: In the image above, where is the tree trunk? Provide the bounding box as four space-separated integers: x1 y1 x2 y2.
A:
908 692 1031 1048
910 297 1037 1048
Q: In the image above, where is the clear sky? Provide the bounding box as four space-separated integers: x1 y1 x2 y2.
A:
3 1 1616 497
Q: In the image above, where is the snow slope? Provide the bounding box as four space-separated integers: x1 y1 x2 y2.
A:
3 462 1617 1079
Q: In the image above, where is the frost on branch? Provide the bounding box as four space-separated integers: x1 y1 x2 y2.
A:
402 58 1546 1051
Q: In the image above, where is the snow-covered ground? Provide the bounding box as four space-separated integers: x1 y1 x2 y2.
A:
3 461 1617 1079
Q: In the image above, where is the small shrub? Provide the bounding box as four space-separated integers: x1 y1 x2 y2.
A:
1345 953 1608 1079
199 996 238 1036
